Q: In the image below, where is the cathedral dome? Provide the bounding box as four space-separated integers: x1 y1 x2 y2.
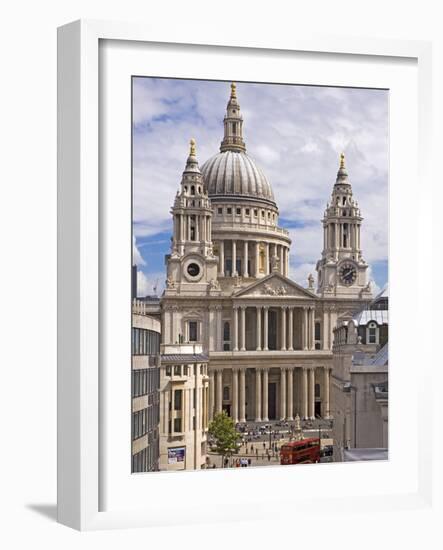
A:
201 150 275 205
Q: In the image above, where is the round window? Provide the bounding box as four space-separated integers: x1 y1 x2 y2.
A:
187 263 200 277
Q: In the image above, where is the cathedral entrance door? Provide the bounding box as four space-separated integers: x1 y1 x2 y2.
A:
268 310 277 350
315 401 321 418
222 404 231 417
268 382 277 420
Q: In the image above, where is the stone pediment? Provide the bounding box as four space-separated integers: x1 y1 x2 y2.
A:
233 273 317 299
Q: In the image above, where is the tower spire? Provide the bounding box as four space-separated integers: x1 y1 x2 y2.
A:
220 82 246 153
183 137 200 174
335 151 349 185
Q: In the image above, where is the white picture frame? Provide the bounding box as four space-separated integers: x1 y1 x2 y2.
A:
57 19 433 531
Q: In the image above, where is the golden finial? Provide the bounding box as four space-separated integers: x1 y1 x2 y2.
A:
231 82 237 99
340 152 346 169
189 138 196 156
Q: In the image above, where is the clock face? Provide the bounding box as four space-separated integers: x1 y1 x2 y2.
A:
187 263 201 278
339 262 357 286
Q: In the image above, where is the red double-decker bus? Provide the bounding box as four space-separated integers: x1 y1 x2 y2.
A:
280 438 321 465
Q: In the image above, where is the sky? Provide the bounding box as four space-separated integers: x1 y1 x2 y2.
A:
132 77 389 297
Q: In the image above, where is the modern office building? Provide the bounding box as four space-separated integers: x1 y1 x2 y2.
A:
131 299 161 472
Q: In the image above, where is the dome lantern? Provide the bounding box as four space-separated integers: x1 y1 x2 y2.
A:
220 82 246 153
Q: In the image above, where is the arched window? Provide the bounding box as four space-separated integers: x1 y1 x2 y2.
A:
367 321 379 344
223 386 230 401
191 185 195 195
315 383 321 398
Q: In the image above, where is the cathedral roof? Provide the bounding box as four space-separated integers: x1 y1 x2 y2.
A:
201 150 275 205
201 82 276 206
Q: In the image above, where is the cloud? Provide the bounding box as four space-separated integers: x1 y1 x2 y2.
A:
290 262 317 288
136 270 165 297
133 236 146 266
133 78 388 287
367 265 381 297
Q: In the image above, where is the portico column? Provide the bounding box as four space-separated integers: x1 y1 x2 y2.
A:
287 368 294 421
322 309 329 350
240 306 246 351
303 307 308 351
256 306 262 351
323 367 331 419
232 369 239 423
239 369 246 422
310 307 316 351
255 242 260 277
233 307 239 351
232 240 237 276
219 240 225 276
216 305 223 352
265 242 270 275
280 307 287 351
309 367 315 419
216 369 223 414
302 367 308 419
280 367 287 420
262 368 269 422
243 240 249 277
263 306 269 351
209 370 215 421
255 369 262 422
288 307 294 351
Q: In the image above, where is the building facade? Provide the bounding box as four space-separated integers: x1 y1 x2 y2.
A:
331 288 389 459
159 83 376 465
131 300 161 472
159 344 209 470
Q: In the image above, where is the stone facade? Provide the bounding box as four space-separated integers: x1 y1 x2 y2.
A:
331 289 389 459
159 344 209 470
158 83 376 468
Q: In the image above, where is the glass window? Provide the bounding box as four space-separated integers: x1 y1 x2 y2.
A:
218 207 223 214
227 207 232 215
174 418 182 432
165 366 171 376
223 321 230 341
174 365 181 376
189 321 198 342
245 208 250 216
174 389 182 411
223 386 230 401
236 207 241 215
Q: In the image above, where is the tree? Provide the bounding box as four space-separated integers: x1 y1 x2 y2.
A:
208 411 239 467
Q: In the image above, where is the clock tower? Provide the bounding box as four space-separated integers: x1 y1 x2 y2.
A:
165 139 219 296
316 153 371 298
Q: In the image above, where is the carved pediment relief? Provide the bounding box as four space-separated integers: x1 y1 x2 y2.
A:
234 274 317 299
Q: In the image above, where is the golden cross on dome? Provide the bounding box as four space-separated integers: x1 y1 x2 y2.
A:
189 138 196 156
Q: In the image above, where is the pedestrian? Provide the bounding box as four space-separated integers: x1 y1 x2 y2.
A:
263 441 266 449
248 458 251 466
268 454 271 462
256 448 258 456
